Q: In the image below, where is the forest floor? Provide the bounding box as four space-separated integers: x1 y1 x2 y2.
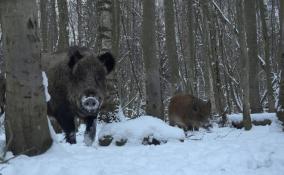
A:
0 113 284 175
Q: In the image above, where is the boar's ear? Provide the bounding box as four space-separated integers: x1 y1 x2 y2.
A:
98 52 115 74
68 47 84 69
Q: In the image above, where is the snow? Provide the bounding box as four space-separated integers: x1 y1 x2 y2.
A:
228 113 278 123
42 72 50 102
0 113 284 175
98 116 185 145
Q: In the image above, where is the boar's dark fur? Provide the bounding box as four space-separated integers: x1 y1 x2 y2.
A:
46 46 115 145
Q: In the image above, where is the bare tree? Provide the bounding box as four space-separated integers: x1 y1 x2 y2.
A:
1 0 52 156
258 0 276 112
142 0 164 119
277 0 284 126
96 0 121 122
244 0 262 113
164 0 180 94
183 0 197 95
76 0 83 46
237 0 252 130
57 0 69 51
48 0 58 52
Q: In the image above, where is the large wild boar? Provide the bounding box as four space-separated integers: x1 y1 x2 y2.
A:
45 46 115 145
168 94 211 131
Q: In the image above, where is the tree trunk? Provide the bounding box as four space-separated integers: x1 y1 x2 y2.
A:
142 0 164 119
47 0 58 52
97 0 121 123
237 0 252 130
40 0 48 52
184 0 197 96
1 0 52 156
57 0 69 51
244 0 262 113
258 0 276 112
76 0 83 46
112 0 120 58
277 0 284 125
164 0 180 95
200 1 220 114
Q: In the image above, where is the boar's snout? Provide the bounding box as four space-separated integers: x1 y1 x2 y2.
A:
80 94 102 115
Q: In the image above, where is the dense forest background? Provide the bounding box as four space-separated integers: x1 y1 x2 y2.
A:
0 0 283 120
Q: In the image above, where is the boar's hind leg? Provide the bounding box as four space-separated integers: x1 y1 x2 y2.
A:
84 117 97 146
55 105 77 144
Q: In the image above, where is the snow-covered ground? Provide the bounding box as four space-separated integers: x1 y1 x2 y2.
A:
1 113 284 175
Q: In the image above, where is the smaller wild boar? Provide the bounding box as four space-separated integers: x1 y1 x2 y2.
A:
168 94 211 131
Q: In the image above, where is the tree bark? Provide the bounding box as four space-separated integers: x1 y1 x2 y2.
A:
142 0 164 119
1 0 52 156
97 0 121 123
237 0 252 130
277 0 284 125
258 0 276 112
57 0 69 51
76 0 83 46
40 0 48 52
244 0 262 113
185 0 197 95
164 0 180 95
200 1 220 114
47 0 58 52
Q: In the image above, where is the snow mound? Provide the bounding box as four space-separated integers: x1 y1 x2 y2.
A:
98 116 185 145
228 113 278 123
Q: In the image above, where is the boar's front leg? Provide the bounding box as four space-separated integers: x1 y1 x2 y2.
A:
54 104 77 144
84 116 97 146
